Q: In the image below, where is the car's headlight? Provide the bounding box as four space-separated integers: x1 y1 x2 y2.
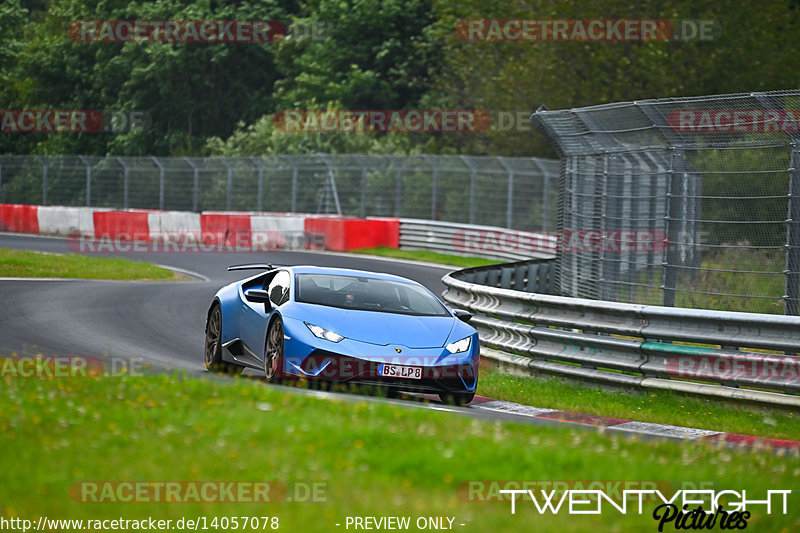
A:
446 336 471 354
305 322 344 343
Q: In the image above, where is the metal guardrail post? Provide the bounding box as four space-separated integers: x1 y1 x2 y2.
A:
497 157 514 229
421 154 438 221
183 158 200 212
390 156 403 217
459 155 477 224
529 157 551 230
317 154 342 215
151 156 165 210
250 156 264 212
281 156 299 213
78 156 92 206
662 148 680 307
35 156 48 206
219 157 233 211
116 157 129 208
355 155 368 218
787 143 800 315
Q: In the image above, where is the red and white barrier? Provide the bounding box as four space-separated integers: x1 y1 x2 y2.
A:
0 204 40 234
0 204 401 251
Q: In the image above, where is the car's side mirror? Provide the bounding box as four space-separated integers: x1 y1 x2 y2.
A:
270 285 285 306
452 308 472 323
244 289 272 305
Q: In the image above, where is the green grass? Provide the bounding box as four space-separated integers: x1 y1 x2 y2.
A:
623 248 787 314
0 248 181 281
478 369 800 441
1 367 798 532
350 246 497 268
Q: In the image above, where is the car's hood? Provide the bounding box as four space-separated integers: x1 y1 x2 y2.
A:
291 303 456 348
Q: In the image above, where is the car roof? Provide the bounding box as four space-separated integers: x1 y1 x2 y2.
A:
284 265 419 285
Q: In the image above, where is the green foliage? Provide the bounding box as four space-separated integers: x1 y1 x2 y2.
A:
273 0 441 110
5 0 297 156
428 0 800 156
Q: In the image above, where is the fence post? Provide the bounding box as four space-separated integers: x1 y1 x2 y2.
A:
0 162 4 204
283 157 298 213
497 157 514 229
355 156 367 218
116 157 129 208
662 148 681 308
78 156 92 206
250 156 264 212
786 143 800 315
530 158 550 230
183 158 200 211
395 158 403 217
459 155 477 224
35 156 48 206
151 157 165 210
422 154 438 221
219 157 233 211
317 154 342 215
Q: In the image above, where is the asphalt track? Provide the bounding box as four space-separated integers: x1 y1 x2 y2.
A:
4 232 796 448
0 233 452 371
0 232 595 430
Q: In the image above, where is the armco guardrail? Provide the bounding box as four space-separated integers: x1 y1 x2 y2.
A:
442 260 800 407
399 218 556 262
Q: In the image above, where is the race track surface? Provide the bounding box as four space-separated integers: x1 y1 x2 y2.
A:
0 233 451 374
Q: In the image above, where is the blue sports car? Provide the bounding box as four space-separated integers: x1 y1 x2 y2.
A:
204 264 480 404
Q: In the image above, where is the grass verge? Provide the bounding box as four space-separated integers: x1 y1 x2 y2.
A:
478 369 800 441
1 367 798 532
350 246 497 268
0 248 181 281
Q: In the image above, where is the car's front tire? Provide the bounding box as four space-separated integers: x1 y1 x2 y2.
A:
439 391 475 405
264 318 285 383
204 304 243 375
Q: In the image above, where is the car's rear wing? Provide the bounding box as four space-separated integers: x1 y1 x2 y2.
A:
227 263 279 272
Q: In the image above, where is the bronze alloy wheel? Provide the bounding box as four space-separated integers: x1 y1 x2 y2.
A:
264 319 284 382
204 305 243 375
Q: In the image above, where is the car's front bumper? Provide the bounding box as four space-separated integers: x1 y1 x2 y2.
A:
281 318 479 394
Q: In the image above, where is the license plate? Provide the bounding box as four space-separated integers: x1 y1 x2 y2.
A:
378 363 422 379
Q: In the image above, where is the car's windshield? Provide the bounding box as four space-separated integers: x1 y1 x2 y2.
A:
295 274 449 317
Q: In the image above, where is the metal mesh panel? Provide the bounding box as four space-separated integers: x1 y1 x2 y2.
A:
532 89 800 315
0 154 559 232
